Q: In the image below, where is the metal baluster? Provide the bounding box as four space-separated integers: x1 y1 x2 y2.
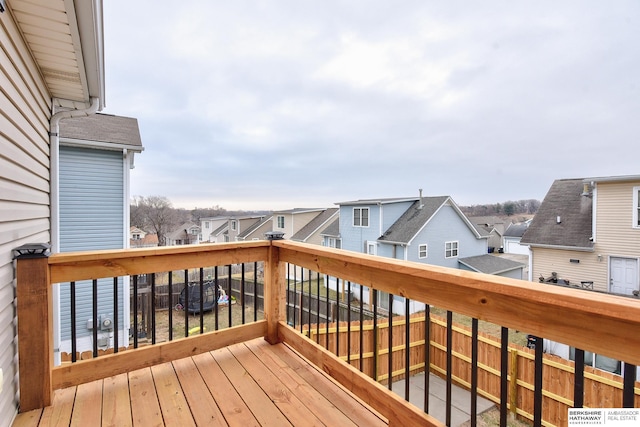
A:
470 318 479 426
574 349 585 408
113 277 119 352
446 310 453 426
500 327 509 427
534 335 543 426
405 298 410 401
92 279 98 358
70 282 77 362
388 293 393 391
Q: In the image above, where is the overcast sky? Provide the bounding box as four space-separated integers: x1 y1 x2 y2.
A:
102 1 640 211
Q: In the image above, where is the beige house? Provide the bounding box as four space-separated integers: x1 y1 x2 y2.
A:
290 208 339 245
0 2 105 425
521 175 640 296
272 208 329 240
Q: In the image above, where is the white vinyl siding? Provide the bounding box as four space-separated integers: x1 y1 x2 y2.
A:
633 187 640 228
0 13 52 426
59 146 125 342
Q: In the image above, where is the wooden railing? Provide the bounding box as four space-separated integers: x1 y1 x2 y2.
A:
15 240 640 426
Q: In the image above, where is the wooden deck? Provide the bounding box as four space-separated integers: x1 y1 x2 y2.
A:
12 338 388 427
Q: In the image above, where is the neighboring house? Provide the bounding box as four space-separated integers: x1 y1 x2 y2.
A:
520 176 640 377
200 216 231 242
291 208 339 245
272 208 328 240
130 226 147 241
326 194 521 313
227 215 268 241
320 219 341 249
167 222 201 245
521 175 640 295
237 216 273 241
503 221 530 255
1 2 106 424
469 216 509 252
57 113 143 361
130 228 159 248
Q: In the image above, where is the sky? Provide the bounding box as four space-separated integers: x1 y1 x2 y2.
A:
102 1 640 211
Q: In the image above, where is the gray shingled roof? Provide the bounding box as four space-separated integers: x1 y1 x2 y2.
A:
320 219 340 237
458 254 524 275
520 179 593 249
504 222 529 238
59 113 143 148
291 208 338 241
379 197 450 243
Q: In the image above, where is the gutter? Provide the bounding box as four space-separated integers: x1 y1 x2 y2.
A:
49 97 100 253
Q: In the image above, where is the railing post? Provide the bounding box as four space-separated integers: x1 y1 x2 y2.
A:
14 243 53 411
264 232 285 344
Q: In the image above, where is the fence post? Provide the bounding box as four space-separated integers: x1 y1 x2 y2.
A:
264 233 285 344
509 348 519 418
14 243 53 411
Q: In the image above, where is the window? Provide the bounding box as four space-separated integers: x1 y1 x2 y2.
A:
366 242 376 255
231 220 237 231
570 348 621 375
634 187 640 228
353 207 369 227
445 241 459 258
327 237 341 249
204 221 210 229
277 215 285 228
132 233 141 240
418 244 428 259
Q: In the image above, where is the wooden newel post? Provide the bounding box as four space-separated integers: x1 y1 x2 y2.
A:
264 232 286 344
14 243 53 411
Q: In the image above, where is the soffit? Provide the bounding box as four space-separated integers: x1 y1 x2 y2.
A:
8 0 104 109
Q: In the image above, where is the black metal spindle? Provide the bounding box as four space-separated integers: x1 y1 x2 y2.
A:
70 281 77 362
167 273 173 341
133 275 138 348
227 265 232 328
113 277 119 352
241 264 246 325
300 269 305 334
325 276 330 348
623 363 637 408
292 265 297 328
307 269 312 336
347 281 352 364
359 284 364 371
184 270 189 337
92 279 98 358
574 348 585 408
151 273 156 344
373 288 378 381
405 298 410 401
199 268 204 333
500 327 509 427
534 335 544 426
446 310 453 426
253 262 258 322
424 304 430 413
214 266 219 331
388 293 393 391
336 278 340 357
287 263 291 325
316 275 321 343
470 318 479 426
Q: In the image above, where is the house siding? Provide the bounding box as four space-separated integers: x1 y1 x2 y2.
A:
531 248 605 292
0 9 53 426
595 182 640 258
58 146 126 348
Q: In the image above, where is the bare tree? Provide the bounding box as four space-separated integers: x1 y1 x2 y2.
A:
135 195 179 246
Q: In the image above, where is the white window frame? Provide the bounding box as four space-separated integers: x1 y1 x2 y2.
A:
418 244 428 259
353 207 369 227
204 221 210 229
445 241 459 258
633 187 640 229
367 241 377 255
277 215 285 229
231 220 237 231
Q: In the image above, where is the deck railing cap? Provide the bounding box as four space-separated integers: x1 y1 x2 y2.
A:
13 243 51 259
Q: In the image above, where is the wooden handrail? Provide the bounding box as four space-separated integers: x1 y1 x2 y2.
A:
15 239 640 415
273 240 640 366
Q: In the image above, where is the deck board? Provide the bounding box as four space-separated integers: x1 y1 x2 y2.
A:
12 339 388 427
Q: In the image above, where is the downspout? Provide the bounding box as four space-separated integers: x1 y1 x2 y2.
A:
49 97 99 367
49 97 100 253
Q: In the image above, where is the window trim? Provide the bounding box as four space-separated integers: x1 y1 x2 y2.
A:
445 241 459 258
633 187 640 229
353 207 370 227
231 220 237 231
418 243 428 259
277 215 285 229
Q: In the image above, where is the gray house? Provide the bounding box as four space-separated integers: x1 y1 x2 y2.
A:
58 113 143 361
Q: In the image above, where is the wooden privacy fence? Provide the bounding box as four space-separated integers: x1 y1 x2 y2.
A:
308 312 640 426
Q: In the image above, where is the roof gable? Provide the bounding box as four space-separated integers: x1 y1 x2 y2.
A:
520 179 593 249
60 113 143 149
291 208 339 241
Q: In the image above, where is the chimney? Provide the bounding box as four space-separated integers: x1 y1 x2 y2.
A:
418 189 424 209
